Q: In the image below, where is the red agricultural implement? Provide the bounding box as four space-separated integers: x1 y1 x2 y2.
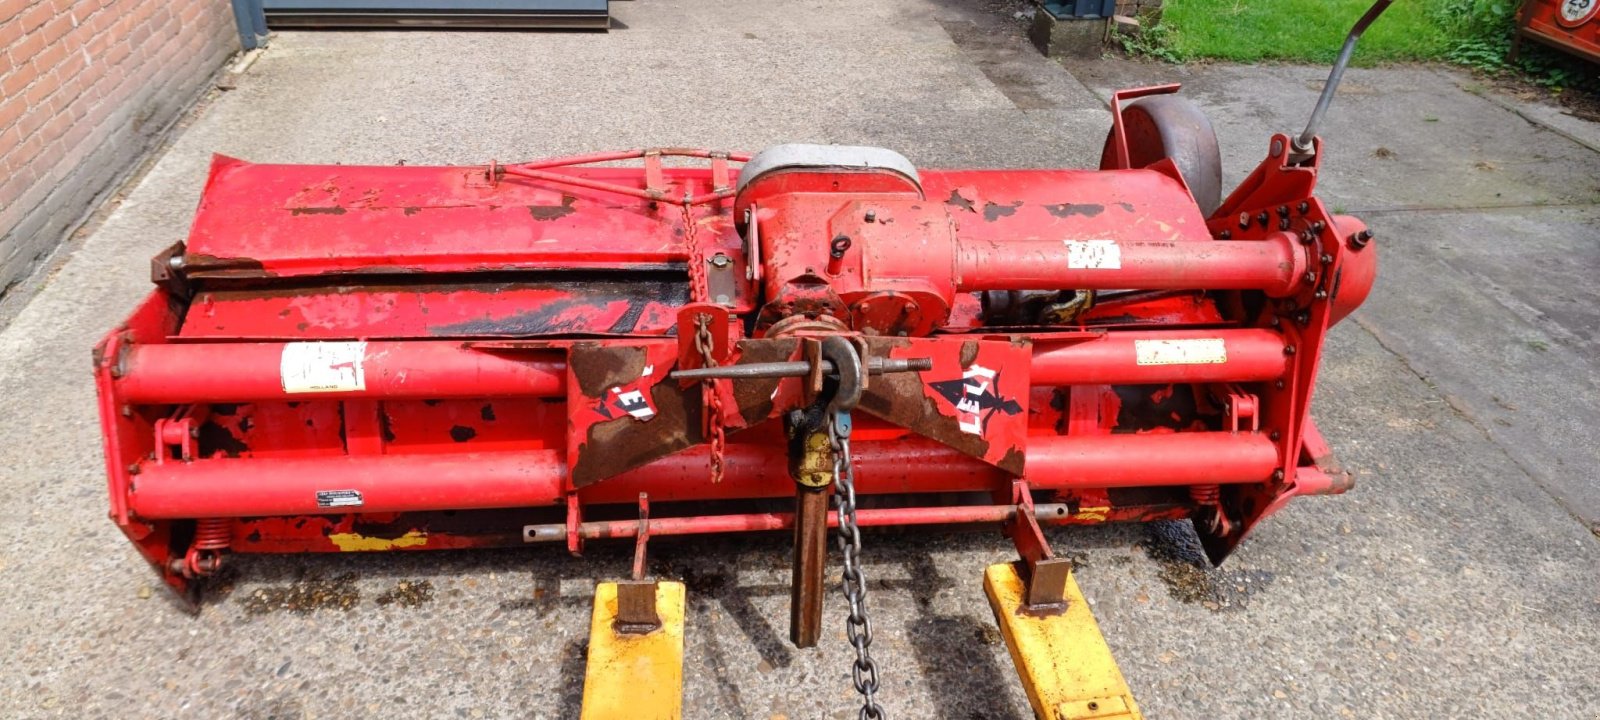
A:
95 4 1390 717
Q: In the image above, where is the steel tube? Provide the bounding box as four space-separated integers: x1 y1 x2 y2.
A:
1031 328 1287 385
957 233 1307 296
118 341 566 403
128 433 1277 519
524 503 1064 542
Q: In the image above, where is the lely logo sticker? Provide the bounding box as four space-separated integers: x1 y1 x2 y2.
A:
929 365 1022 437
594 365 658 422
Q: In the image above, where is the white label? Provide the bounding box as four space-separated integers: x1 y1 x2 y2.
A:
1135 339 1227 366
316 489 364 508
280 341 367 394
1065 240 1122 269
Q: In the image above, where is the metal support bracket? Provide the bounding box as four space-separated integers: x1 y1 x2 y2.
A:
1003 481 1073 612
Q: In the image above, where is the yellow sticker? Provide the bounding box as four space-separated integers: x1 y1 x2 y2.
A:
1134 338 1227 366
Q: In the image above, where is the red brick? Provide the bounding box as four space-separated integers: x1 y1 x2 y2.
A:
0 94 23 131
13 104 47 140
14 0 49 32
8 29 46 63
38 11 72 44
30 33 67 73
0 0 34 25
0 66 32 97
52 46 85 82
21 67 56 106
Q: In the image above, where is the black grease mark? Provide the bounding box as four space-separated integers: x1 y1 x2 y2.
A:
1045 203 1105 218
198 421 249 458
1117 202 1135 212
529 195 578 221
945 189 975 212
982 201 1022 222
238 417 254 433
605 299 648 334
375 580 435 608
246 530 262 543
480 404 496 422
449 425 477 442
1142 521 1275 610
289 206 346 216
379 411 396 443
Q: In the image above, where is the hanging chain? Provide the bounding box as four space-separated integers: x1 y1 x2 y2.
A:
683 198 725 483
681 198 709 303
830 410 883 720
694 315 725 484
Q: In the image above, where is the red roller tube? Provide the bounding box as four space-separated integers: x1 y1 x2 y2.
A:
129 433 1277 519
957 232 1307 296
129 452 564 519
1031 328 1288 385
117 341 566 403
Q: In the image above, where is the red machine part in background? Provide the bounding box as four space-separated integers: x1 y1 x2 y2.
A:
1514 0 1600 64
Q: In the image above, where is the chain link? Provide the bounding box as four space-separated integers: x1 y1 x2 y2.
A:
682 198 726 483
681 199 708 303
694 315 726 484
830 411 883 720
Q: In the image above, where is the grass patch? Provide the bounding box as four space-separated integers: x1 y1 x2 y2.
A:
1127 0 1599 94
1160 0 1451 64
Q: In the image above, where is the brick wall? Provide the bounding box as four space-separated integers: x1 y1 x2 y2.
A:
0 0 237 299
1116 0 1163 20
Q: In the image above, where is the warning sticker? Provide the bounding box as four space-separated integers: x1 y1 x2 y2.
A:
280 341 367 394
316 489 364 508
1065 239 1122 269
1134 338 1227 366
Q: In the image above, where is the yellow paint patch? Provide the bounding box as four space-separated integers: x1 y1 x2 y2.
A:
328 530 428 552
984 563 1142 720
1074 506 1111 522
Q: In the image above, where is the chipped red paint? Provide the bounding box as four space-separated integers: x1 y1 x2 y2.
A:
96 101 1376 599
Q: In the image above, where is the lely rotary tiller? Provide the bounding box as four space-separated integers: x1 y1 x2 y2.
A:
96 5 1389 717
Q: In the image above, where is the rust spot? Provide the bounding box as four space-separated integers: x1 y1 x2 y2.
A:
289 206 347 216
729 338 802 426
529 195 578 221
480 404 496 422
958 341 979 368
449 426 477 442
983 201 1021 221
403 206 422 216
1045 203 1104 218
945 189 975 213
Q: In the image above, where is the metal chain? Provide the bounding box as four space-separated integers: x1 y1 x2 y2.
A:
682 198 726 483
694 315 725 484
830 410 883 720
681 199 708 303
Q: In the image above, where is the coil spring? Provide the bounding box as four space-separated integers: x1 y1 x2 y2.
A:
1189 484 1221 506
183 518 232 578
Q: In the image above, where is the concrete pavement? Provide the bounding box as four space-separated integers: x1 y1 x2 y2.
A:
1 1 1597 718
